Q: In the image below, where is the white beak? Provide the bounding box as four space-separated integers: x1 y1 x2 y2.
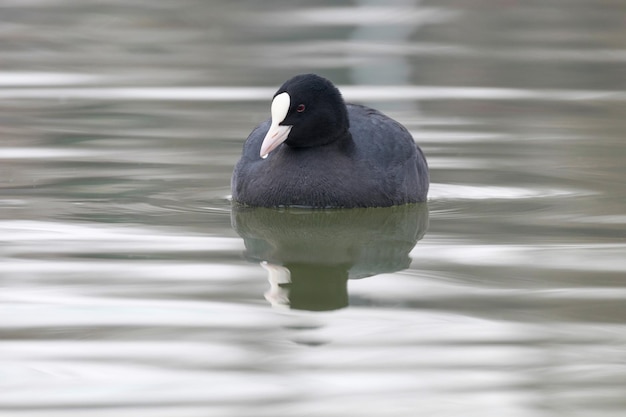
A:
260 92 292 159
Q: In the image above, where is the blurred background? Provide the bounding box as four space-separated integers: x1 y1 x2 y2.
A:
1 1 626 416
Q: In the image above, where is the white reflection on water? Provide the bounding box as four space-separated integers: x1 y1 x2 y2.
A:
1 86 626 102
0 72 101 86
253 6 459 26
429 183 592 200
1 221 242 255
410 243 626 273
0 147 225 164
0 148 95 159
261 41 626 63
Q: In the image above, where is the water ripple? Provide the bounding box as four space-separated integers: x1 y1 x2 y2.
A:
1 219 239 247
0 72 101 86
410 243 626 273
1 86 625 102
429 183 592 200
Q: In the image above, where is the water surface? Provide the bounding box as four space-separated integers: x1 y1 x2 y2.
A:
1 1 626 416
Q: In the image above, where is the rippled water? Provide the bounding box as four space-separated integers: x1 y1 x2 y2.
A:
2 1 626 416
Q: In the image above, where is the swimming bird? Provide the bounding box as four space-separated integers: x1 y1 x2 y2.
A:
231 74 429 208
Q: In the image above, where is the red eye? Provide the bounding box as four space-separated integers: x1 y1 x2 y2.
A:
296 104 306 113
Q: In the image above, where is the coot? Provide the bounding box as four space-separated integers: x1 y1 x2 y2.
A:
231 74 429 208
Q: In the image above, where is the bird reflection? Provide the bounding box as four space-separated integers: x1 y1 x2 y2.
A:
231 204 428 311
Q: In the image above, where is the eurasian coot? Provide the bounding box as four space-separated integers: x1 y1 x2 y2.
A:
231 74 429 208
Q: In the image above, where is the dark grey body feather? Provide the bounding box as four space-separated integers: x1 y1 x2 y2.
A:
232 103 429 208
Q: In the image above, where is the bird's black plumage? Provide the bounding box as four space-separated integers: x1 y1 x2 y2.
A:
231 74 429 208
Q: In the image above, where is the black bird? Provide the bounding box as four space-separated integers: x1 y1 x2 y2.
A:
231 74 429 208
